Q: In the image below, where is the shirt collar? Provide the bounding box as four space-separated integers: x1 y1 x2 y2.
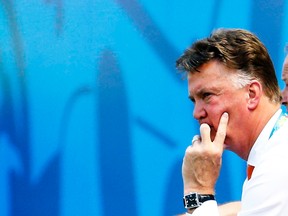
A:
247 109 282 166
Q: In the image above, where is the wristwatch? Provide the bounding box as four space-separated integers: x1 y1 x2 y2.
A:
183 192 215 209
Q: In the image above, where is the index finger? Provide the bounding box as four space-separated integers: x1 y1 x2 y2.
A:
213 112 229 147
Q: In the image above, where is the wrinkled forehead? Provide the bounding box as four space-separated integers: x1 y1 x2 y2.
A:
187 61 239 94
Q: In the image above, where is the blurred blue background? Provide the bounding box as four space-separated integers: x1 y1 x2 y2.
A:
0 0 287 215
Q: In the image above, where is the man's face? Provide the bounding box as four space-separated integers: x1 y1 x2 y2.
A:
188 60 249 153
282 55 288 110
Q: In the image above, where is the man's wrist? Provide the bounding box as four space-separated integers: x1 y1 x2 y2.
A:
184 188 215 196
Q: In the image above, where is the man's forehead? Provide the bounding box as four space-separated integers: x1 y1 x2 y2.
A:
188 82 220 96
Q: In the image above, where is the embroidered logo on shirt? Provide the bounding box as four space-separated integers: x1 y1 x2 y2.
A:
274 113 288 131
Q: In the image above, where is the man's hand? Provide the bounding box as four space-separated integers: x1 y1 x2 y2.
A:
182 112 229 195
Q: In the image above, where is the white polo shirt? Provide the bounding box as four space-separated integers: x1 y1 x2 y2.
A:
239 109 288 215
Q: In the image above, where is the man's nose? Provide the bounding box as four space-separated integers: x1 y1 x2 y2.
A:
193 101 207 120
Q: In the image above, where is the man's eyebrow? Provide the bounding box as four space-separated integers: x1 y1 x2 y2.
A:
195 88 206 95
194 87 213 97
188 88 207 101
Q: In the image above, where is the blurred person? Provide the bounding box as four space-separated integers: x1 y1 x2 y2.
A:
281 45 288 110
176 28 288 216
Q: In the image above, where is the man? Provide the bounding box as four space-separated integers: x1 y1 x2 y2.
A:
176 29 288 215
282 49 288 110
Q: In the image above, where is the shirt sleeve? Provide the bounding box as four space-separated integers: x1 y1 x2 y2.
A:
185 200 219 216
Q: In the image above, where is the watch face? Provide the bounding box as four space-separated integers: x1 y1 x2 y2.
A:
183 193 199 209
188 197 198 206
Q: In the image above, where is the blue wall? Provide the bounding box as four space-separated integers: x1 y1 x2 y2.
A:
0 0 287 215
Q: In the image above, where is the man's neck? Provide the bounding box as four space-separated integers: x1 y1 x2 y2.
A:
244 100 280 160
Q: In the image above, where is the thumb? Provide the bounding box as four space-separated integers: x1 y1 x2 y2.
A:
200 123 212 145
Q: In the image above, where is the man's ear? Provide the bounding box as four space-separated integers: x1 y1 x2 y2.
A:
247 80 262 110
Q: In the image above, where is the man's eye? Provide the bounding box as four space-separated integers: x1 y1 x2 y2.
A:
203 92 212 99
